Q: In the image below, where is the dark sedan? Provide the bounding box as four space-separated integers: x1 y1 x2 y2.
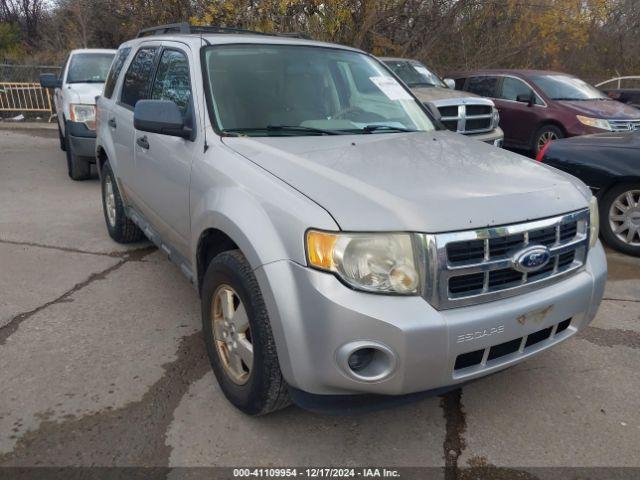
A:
537 131 640 256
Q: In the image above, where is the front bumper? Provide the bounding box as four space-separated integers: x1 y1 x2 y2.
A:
66 120 96 158
255 241 607 397
465 127 504 147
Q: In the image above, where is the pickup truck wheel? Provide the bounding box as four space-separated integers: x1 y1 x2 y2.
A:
58 123 66 151
65 134 91 181
201 250 290 415
100 161 144 243
532 125 563 156
600 183 640 257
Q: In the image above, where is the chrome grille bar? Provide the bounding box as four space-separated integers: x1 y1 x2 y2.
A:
419 209 590 310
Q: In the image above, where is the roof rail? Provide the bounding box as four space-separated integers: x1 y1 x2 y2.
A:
136 22 309 39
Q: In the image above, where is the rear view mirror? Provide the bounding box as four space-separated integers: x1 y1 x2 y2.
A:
40 73 61 89
134 100 193 140
516 93 534 106
444 78 456 89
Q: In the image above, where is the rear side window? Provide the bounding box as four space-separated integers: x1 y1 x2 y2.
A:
465 76 498 97
150 49 192 117
120 47 158 108
103 47 131 99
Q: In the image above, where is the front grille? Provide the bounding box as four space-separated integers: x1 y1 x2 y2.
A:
435 101 494 134
608 119 640 132
423 209 590 309
454 319 573 371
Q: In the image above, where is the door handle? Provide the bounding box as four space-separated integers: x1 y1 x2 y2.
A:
136 135 149 150
108 117 117 128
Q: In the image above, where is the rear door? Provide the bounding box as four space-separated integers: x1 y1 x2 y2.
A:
494 76 545 147
132 43 197 258
111 44 159 200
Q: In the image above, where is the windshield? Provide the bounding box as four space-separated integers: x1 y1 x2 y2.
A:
67 53 115 84
531 74 608 101
203 45 435 136
383 59 447 88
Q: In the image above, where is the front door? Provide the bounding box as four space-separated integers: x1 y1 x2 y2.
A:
494 76 545 148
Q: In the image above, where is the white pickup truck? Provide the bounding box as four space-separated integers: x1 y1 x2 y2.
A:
40 48 115 180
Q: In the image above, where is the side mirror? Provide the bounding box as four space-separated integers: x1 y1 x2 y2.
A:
443 78 456 89
516 93 534 106
134 100 192 140
40 73 61 89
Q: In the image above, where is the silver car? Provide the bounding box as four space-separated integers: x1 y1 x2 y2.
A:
96 24 607 415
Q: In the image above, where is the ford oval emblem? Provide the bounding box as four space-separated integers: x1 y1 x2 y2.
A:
513 245 551 273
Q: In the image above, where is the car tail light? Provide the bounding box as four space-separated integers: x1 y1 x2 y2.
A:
536 140 552 162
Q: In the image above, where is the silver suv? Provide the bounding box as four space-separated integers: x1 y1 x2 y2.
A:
96 24 607 415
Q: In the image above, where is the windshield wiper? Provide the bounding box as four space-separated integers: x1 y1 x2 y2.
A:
221 125 345 136
358 125 417 133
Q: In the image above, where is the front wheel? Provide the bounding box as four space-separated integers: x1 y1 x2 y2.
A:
201 250 290 415
599 184 640 257
65 134 91 180
532 124 563 156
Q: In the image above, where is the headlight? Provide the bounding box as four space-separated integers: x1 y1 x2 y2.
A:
589 196 600 249
492 107 500 129
70 104 96 130
576 115 611 131
306 230 420 294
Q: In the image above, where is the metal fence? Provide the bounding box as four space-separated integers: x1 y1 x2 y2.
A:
0 64 61 118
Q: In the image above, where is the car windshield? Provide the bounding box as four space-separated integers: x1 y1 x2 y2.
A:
67 53 115 83
531 74 608 101
203 44 435 136
383 60 447 88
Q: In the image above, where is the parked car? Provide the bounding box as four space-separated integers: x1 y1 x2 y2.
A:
380 57 503 147
596 76 640 107
96 23 606 415
537 131 640 256
452 69 640 155
40 48 116 180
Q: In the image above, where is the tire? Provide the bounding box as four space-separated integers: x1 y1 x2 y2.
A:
65 134 91 181
201 250 290 415
58 122 66 151
532 124 564 156
599 183 640 257
100 161 145 243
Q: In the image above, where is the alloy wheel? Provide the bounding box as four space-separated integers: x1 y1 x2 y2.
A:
104 176 117 228
609 189 640 246
211 285 253 385
537 130 558 152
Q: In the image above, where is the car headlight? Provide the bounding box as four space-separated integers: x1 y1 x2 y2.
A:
589 196 599 249
492 107 500 129
306 230 420 294
576 115 611 131
70 103 96 130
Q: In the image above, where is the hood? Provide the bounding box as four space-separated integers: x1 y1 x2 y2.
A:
557 99 640 119
554 130 640 149
222 131 590 232
411 86 482 103
65 83 105 105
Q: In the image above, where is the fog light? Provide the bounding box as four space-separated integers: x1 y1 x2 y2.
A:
348 348 375 372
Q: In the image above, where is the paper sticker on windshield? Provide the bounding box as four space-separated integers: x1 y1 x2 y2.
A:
413 66 431 77
369 76 413 101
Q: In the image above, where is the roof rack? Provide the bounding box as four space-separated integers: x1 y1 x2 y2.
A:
136 22 309 39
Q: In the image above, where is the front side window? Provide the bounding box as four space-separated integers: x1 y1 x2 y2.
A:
384 60 446 88
120 47 157 108
499 77 542 105
151 49 192 117
66 53 115 84
103 47 131 98
203 44 435 136
465 76 498 97
531 74 608 101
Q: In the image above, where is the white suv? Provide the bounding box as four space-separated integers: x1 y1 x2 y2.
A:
40 48 115 180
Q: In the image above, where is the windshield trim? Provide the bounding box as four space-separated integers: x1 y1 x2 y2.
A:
200 43 441 137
